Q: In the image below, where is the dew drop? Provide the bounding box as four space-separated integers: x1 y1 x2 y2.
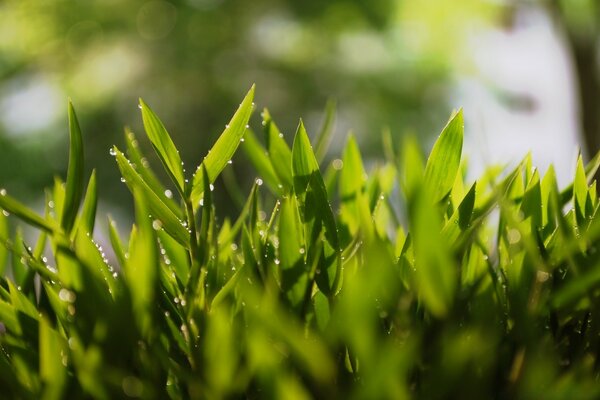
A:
209 184 215 192
120 177 126 183
109 148 116 156
164 189 173 199
255 178 263 186
152 220 163 230
0 189 6 196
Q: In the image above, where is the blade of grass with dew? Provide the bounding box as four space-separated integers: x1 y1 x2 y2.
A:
292 120 341 294
263 109 294 190
114 147 189 246
0 191 58 234
124 128 182 218
139 98 186 196
191 85 255 207
242 128 282 194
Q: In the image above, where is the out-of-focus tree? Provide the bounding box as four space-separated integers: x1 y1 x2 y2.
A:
0 0 496 212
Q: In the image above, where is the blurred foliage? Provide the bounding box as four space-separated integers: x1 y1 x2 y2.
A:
0 0 497 215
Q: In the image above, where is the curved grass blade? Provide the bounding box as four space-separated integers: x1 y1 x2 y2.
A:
424 109 464 203
61 100 85 233
114 147 189 246
191 85 255 207
0 191 58 233
242 128 282 194
124 128 182 219
139 98 186 195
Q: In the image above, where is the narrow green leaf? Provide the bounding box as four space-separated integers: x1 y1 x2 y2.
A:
424 109 464 202
124 128 182 218
191 85 255 207
107 216 126 268
263 109 294 190
0 191 58 233
77 169 97 235
139 98 185 194
62 101 85 233
114 147 189 246
39 317 68 399
411 186 456 317
241 128 282 194
0 211 8 276
125 186 159 333
339 135 366 200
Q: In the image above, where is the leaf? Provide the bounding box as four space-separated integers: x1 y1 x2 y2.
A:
263 109 294 190
39 317 68 399
339 135 366 200
191 85 255 207
241 128 282 194
61 101 85 233
125 186 159 334
124 128 182 218
114 147 189 246
292 120 341 294
424 109 464 203
0 211 8 276
77 170 97 235
411 186 456 317
139 98 186 194
0 191 58 233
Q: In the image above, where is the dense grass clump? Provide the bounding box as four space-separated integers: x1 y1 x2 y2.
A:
1 85 600 399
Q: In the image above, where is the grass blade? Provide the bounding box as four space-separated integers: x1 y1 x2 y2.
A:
191 85 255 207
424 109 464 203
139 98 186 195
61 101 85 233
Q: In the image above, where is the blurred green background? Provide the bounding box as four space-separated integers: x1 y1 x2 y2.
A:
0 0 597 217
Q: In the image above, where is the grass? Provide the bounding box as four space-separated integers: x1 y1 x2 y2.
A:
1 85 600 399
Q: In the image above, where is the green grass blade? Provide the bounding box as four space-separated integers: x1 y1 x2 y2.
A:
139 98 186 195
124 128 182 219
77 169 97 235
242 128 282 194
424 109 464 203
125 186 159 334
114 147 189 246
61 101 85 233
339 135 366 200
0 191 58 233
263 109 294 190
191 85 255 207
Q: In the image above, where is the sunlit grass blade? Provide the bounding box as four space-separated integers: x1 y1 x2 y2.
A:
114 147 189 246
0 191 58 233
76 169 97 235
263 109 294 190
191 85 255 207
124 128 182 218
139 98 186 195
424 109 464 203
61 101 85 233
242 128 282 194
125 186 159 334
